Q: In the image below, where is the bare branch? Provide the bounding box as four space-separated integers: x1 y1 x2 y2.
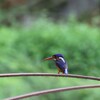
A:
0 73 100 81
5 84 100 100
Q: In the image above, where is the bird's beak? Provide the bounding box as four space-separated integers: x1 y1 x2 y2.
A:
44 56 53 61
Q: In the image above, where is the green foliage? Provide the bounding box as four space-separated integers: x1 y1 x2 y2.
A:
0 18 100 75
0 18 100 99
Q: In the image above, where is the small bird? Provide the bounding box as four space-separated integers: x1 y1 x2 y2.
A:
44 54 68 74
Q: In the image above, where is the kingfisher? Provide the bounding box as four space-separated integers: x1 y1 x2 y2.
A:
44 54 68 74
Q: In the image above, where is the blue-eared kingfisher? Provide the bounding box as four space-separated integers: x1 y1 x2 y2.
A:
44 54 68 74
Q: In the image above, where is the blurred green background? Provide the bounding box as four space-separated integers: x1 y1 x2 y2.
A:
0 0 100 100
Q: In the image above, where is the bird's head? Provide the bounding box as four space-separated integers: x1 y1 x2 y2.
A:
44 54 64 61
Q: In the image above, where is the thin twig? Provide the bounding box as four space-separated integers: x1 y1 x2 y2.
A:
5 84 100 100
0 73 100 81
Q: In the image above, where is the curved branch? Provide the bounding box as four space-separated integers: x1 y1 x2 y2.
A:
0 73 100 81
5 84 100 100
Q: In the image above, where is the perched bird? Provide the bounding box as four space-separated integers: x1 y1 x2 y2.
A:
44 54 68 74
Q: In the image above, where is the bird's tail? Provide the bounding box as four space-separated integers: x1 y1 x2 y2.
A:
65 68 68 74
